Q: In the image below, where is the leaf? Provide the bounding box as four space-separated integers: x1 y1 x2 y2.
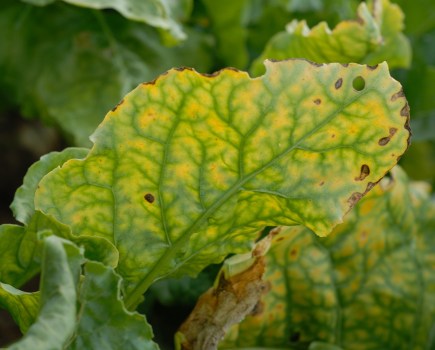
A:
0 283 39 334
0 210 118 289
8 236 81 350
11 147 89 224
69 261 159 350
176 233 272 350
250 0 411 76
3 236 158 349
393 0 435 36
0 0 214 146
0 224 39 287
20 0 192 42
34 60 410 308
28 211 119 267
200 0 249 68
220 167 435 350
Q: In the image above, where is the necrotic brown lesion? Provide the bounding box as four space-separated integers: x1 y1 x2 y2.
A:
144 193 155 203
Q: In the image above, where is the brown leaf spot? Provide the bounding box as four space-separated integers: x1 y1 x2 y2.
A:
250 301 264 316
331 134 336 138
335 78 343 89
367 64 378 70
313 98 321 105
347 192 363 208
144 193 155 203
366 182 375 191
400 103 410 117
391 89 405 101
378 136 390 146
269 227 282 237
378 127 398 146
290 248 298 257
111 99 124 112
319 181 325 186
355 164 370 181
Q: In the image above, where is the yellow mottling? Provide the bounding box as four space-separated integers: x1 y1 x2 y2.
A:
207 117 227 133
139 109 157 129
348 279 361 295
185 101 207 119
323 290 336 307
71 213 84 225
173 163 191 178
310 266 324 280
392 274 404 285
359 198 375 215
147 85 161 100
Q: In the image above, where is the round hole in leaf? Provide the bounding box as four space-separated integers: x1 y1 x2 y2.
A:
352 76 365 91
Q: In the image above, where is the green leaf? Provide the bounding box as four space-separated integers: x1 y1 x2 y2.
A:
28 211 119 267
0 210 118 289
11 147 89 224
2 234 158 349
20 0 192 42
250 0 411 76
200 0 249 68
0 224 39 287
221 166 435 349
69 261 159 350
0 283 39 334
9 236 81 350
34 60 409 308
0 0 214 146
393 0 435 36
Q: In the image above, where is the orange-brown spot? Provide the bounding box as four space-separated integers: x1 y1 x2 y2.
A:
355 164 370 181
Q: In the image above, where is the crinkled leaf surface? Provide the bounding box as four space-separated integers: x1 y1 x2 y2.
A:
0 224 39 287
9 236 80 350
0 0 213 146
0 210 118 290
69 261 159 350
3 236 158 349
221 167 435 350
0 284 39 334
11 147 89 224
250 0 411 76
20 0 191 42
35 60 409 308
28 211 119 267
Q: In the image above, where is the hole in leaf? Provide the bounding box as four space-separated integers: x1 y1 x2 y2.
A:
352 76 365 91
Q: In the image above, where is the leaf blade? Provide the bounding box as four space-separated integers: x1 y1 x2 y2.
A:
34 60 410 307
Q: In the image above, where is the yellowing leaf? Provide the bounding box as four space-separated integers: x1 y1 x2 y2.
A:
34 60 409 308
221 167 435 350
250 0 411 76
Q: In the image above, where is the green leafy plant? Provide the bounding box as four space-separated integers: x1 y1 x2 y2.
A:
0 0 434 349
